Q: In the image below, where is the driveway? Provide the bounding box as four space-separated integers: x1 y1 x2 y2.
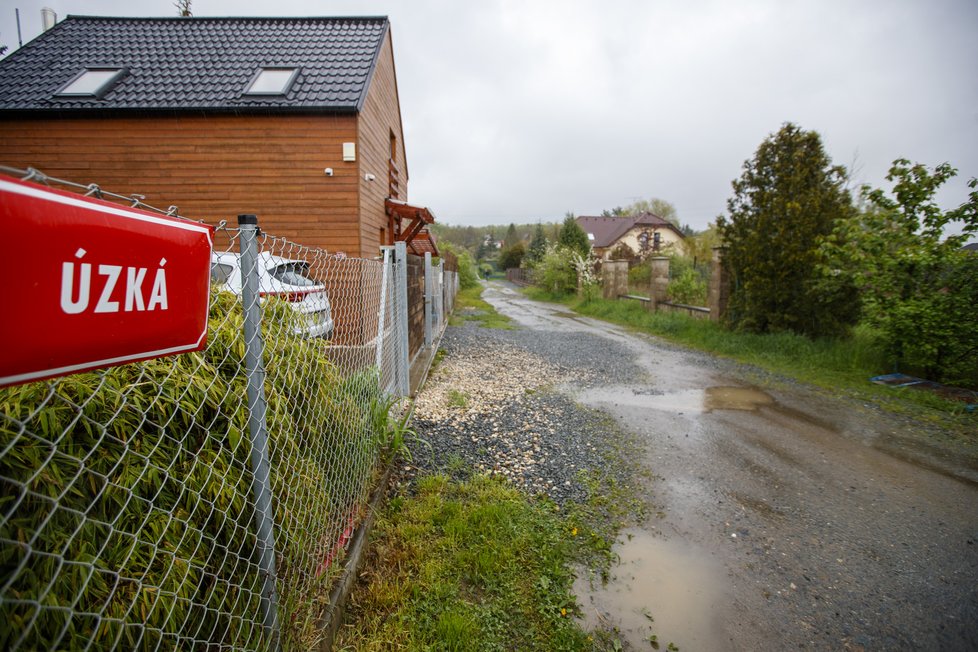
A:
479 281 978 651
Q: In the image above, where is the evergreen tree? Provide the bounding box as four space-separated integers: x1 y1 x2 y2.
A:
716 123 858 337
504 223 518 248
526 223 548 265
558 214 590 258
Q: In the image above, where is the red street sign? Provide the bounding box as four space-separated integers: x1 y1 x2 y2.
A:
0 176 214 387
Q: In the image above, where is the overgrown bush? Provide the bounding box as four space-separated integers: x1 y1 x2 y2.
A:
628 260 651 287
457 251 480 289
439 242 479 290
0 291 385 649
572 250 600 302
498 241 526 270
532 245 579 296
820 160 978 386
668 267 707 305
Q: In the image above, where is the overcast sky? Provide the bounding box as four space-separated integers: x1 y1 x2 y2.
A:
3 0 977 233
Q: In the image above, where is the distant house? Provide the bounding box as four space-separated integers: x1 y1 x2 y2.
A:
0 14 437 258
577 213 685 260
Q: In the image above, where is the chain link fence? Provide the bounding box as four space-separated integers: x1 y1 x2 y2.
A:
0 169 455 650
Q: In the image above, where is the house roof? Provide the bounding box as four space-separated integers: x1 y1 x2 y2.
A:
576 213 681 248
0 15 390 115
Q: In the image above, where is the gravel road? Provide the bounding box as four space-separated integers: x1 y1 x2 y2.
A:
410 281 978 651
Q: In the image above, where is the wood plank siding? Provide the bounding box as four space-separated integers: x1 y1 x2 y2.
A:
357 31 408 255
0 113 369 254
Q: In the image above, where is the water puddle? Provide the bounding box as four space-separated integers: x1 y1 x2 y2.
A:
706 386 775 411
574 528 726 651
580 385 774 414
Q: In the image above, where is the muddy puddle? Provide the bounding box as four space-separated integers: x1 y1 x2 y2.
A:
574 528 727 651
580 385 775 414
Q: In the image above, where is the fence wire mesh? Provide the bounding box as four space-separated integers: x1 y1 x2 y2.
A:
0 171 453 650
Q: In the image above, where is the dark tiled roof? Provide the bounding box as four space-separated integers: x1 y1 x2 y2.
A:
577 212 680 248
0 15 389 114
577 216 635 248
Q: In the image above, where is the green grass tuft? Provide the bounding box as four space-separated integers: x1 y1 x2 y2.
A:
450 285 514 329
335 475 600 651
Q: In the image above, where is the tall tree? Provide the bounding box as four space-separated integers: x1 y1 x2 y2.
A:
526 223 548 265
716 123 858 337
504 223 518 248
625 197 681 227
558 213 590 257
684 223 720 266
820 160 978 384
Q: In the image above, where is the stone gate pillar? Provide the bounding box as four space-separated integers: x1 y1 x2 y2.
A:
649 256 670 308
708 246 729 322
601 260 628 299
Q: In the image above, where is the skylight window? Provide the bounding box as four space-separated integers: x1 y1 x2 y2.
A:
57 68 126 98
245 67 299 95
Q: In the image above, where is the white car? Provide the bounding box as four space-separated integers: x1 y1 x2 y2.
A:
211 252 334 339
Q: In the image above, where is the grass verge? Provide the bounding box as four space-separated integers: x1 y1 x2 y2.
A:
335 405 650 650
524 289 975 434
335 475 605 651
449 283 514 329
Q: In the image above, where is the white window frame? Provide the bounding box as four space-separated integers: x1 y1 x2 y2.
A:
244 67 300 96
56 67 127 98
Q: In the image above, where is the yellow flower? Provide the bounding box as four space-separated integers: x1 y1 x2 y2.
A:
571 527 578 537
561 608 567 616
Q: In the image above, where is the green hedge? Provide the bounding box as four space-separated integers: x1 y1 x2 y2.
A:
0 291 383 650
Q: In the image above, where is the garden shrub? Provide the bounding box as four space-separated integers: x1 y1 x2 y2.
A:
0 290 383 649
628 260 651 287
532 245 578 296
668 267 707 306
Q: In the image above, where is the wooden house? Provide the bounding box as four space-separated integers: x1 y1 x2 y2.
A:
0 15 437 258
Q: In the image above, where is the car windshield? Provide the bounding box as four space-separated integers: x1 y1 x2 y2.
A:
211 262 234 284
269 262 318 288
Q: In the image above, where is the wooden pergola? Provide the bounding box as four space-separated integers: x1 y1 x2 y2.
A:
385 198 439 256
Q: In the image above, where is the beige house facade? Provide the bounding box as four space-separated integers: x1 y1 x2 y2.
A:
577 213 686 261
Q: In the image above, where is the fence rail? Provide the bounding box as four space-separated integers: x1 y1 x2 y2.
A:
0 169 456 650
506 267 533 286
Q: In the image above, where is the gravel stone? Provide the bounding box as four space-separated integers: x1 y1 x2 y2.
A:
406 321 639 506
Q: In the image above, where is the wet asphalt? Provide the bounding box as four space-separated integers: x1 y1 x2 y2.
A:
471 281 978 651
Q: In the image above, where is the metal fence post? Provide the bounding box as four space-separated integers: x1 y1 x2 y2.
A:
394 241 410 396
434 260 444 334
424 252 433 349
237 214 281 649
376 247 392 391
